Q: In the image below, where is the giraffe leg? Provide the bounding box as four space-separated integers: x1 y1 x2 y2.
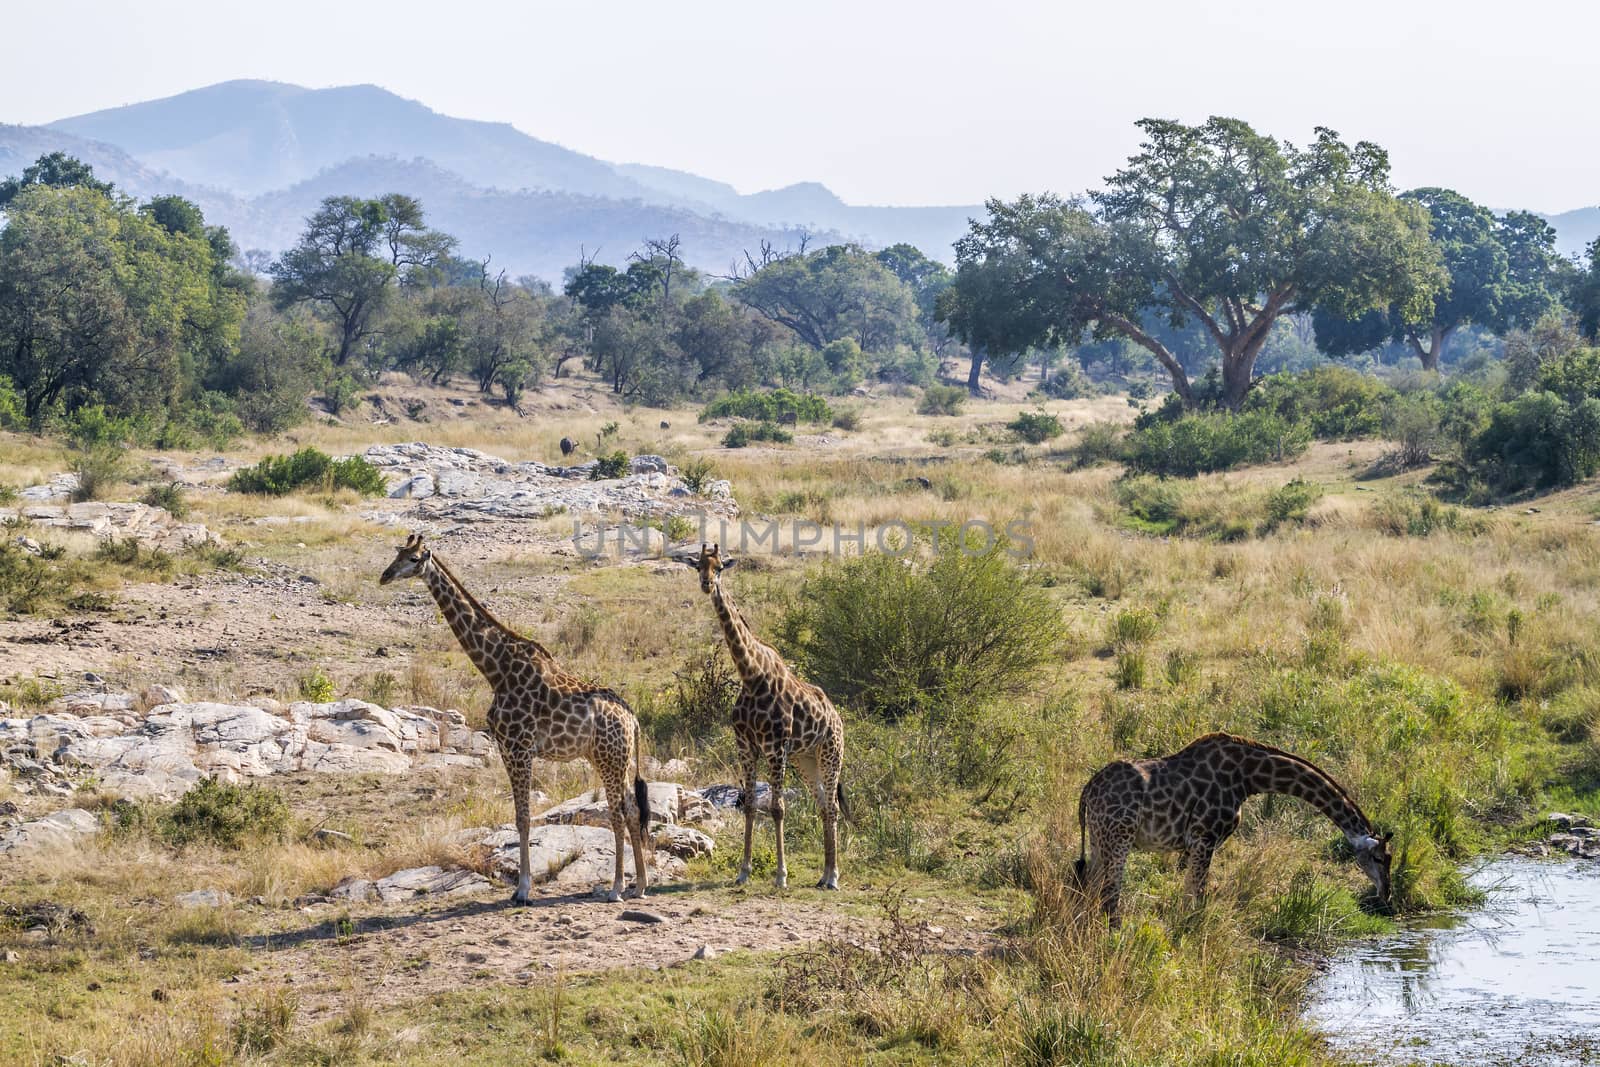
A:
769 750 789 890
1093 840 1132 929
1181 841 1215 903
734 734 758 887
624 728 649 899
508 756 534 905
595 757 629 903
796 751 840 890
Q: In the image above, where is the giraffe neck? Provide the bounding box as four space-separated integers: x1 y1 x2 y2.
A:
1237 744 1374 846
420 555 552 686
710 579 769 682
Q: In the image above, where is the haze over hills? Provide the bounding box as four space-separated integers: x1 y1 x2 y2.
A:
4 79 1596 279
17 80 979 279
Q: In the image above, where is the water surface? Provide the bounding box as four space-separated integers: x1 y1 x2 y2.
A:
1309 858 1600 1065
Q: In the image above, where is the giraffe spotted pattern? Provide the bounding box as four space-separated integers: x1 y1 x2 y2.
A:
380 534 651 904
1076 732 1392 926
679 543 847 890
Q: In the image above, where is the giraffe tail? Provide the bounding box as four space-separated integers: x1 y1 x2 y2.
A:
836 781 852 825
1073 786 1089 886
633 726 651 837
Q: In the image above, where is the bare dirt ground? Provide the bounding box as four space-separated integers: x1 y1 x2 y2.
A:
243 881 1003 1021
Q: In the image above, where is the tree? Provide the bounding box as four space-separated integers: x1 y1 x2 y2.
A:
734 244 920 354
0 152 114 209
1315 190 1565 369
1577 240 1600 341
948 119 1443 408
0 185 231 421
269 195 453 366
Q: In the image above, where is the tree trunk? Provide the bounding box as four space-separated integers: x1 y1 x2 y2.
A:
967 347 984 395
1405 325 1447 372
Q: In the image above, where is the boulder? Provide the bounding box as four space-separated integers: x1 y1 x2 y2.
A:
0 808 100 853
462 822 684 887
372 866 492 903
654 824 715 859
540 782 702 828
1 697 492 800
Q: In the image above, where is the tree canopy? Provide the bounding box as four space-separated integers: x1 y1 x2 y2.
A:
944 118 1444 407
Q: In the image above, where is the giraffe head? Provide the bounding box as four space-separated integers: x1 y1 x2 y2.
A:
676 542 737 594
1351 831 1394 906
379 533 431 585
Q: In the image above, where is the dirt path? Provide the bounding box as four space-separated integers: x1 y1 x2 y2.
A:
241 879 1002 1020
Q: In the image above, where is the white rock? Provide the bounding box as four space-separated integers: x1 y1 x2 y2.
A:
141 684 187 708
373 865 492 902
654 824 715 859
174 889 231 908
0 808 100 852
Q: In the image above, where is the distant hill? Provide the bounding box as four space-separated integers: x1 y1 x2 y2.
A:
237 157 824 283
12 81 1596 277
1544 207 1600 259
41 81 981 264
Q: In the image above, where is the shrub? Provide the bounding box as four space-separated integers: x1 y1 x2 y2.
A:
0 540 76 613
1384 394 1442 469
590 450 630 479
699 387 832 424
1124 411 1310 476
917 384 967 416
1008 410 1065 444
140 482 189 519
1262 478 1321 530
1066 421 1128 467
298 668 336 702
227 448 388 496
0 375 25 430
778 535 1059 720
722 421 792 448
1249 365 1395 440
69 446 128 502
680 458 715 494
150 778 291 848
1369 493 1476 537
1115 476 1187 535
831 406 863 432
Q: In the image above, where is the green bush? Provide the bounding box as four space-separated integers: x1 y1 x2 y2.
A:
680 458 715 494
298 667 336 702
227 448 388 497
0 375 24 431
778 535 1060 720
831 406 863 432
699 387 832 424
917 384 967 416
144 778 291 849
1262 478 1321 530
1066 421 1128 468
0 540 76 613
722 421 792 448
68 446 128 502
140 482 189 519
1249 366 1395 440
1125 411 1310 476
590 450 630 479
1008 409 1065 444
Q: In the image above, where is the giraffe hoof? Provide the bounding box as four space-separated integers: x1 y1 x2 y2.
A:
605 889 623 903
623 886 645 900
815 877 839 891
733 872 751 887
510 891 533 906
773 876 788 890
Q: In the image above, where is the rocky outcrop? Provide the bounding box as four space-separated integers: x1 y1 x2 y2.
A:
0 808 101 853
332 866 494 904
0 500 219 552
362 442 738 523
455 822 687 889
0 697 493 800
539 783 716 829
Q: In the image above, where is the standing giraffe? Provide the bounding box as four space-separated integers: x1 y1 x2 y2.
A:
380 534 651 903
678 543 847 889
1075 733 1392 926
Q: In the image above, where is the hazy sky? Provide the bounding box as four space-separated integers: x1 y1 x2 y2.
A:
5 0 1597 211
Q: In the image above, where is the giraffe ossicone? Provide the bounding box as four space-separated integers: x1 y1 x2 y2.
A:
679 542 847 890
380 533 652 904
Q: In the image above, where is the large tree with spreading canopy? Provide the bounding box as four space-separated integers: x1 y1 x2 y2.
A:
942 118 1444 407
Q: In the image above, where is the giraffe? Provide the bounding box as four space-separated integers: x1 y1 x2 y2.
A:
380 534 651 904
1074 732 1392 926
677 543 847 889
